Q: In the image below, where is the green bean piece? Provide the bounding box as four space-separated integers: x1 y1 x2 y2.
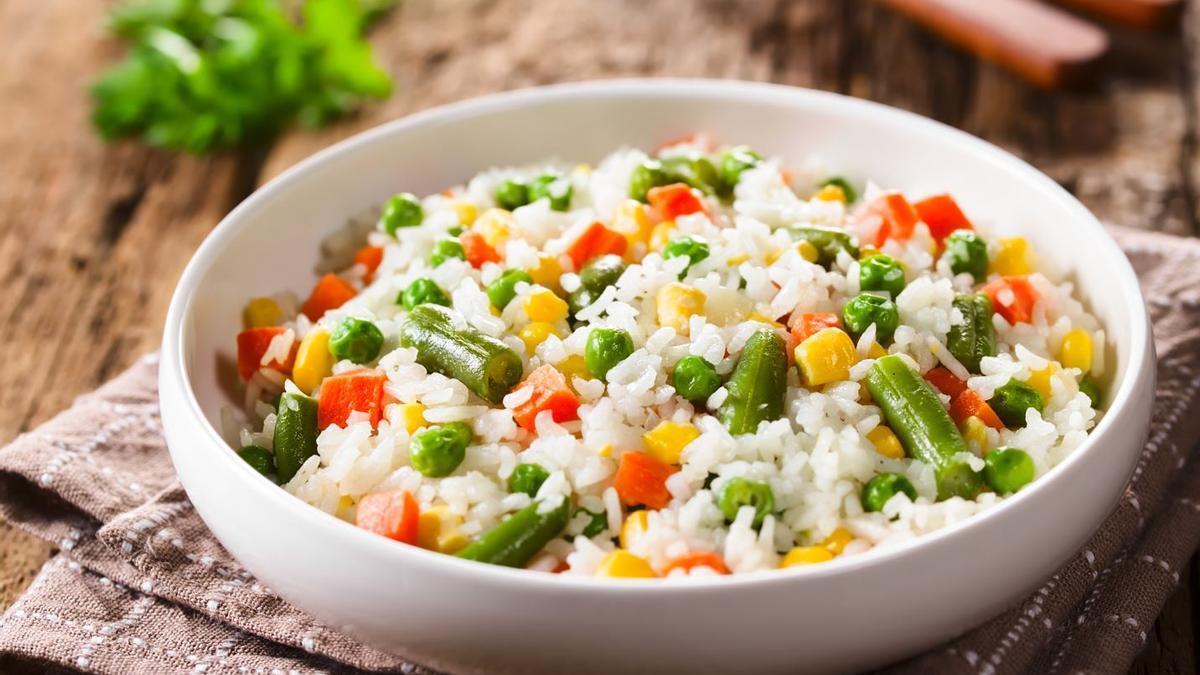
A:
942 230 988 283
672 355 722 404
487 269 533 310
864 355 982 500
842 293 900 345
859 253 906 298
399 277 451 311
328 317 384 364
717 328 787 435
585 328 635 381
410 422 472 478
718 146 763 191
273 393 318 483
983 447 1035 494
947 294 996 374
718 477 775 528
629 159 669 202
991 379 1045 428
861 473 917 513
568 255 626 316
495 178 530 211
508 463 551 497
819 176 858 204
579 508 608 538
662 236 711 278
528 173 573 211
378 192 423 236
660 153 722 196
787 225 861 267
236 445 275 479
429 237 466 267
1079 376 1102 408
457 498 571 567
398 304 524 404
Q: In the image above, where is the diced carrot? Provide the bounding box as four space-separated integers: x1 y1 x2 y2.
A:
317 369 386 431
565 221 628 269
510 365 580 432
647 183 707 222
301 273 357 322
924 366 967 399
861 192 920 248
949 389 1004 430
652 132 712 154
981 276 1039 325
459 230 502 268
613 451 676 509
236 326 297 381
355 490 420 544
787 312 842 344
662 552 730 576
354 245 384 284
914 194 973 243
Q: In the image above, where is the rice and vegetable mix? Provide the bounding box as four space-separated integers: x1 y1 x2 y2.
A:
229 134 1105 578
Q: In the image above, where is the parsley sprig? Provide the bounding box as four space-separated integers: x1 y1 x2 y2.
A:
91 0 396 153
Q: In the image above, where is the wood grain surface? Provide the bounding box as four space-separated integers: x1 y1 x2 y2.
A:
1 0 1198 671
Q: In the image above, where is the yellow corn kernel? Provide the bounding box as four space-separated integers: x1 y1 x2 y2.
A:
523 289 569 323
961 415 990 454
292 329 334 394
519 322 559 353
747 311 782 328
575 163 592 176
598 443 613 458
643 421 700 465
814 184 847 203
1026 363 1060 402
417 506 468 553
243 297 283 329
613 199 653 247
1059 329 1093 372
781 545 835 568
619 510 649 549
336 495 356 520
765 248 783 265
451 200 478 227
649 222 676 251
822 528 854 556
867 342 888 359
558 354 590 381
473 208 513 247
796 240 820 263
794 327 858 387
990 237 1033 277
400 403 427 435
528 255 563 290
726 253 750 266
596 550 656 578
866 426 904 459
656 282 706 336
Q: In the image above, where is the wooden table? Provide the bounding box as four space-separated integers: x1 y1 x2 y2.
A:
1 0 1196 671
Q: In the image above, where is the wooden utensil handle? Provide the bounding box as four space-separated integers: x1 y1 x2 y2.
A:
873 0 1110 89
1046 0 1182 31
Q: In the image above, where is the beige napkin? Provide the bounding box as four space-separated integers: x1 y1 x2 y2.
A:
0 225 1197 675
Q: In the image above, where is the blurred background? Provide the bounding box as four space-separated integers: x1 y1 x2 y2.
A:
0 0 1196 671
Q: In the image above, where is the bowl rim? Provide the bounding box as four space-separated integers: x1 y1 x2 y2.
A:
162 77 1151 594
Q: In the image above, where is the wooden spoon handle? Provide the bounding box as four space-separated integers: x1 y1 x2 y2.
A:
872 0 1110 89
1045 0 1182 31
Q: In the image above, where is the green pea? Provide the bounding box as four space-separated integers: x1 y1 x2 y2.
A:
585 327 635 381
861 473 917 513
662 236 711 278
990 379 1044 428
410 421 471 477
579 508 608 538
236 445 275 479
942 230 988 283
528 173 573 211
672 355 722 403
429 237 466 267
486 269 533 310
495 179 530 211
819 176 858 203
718 477 774 528
378 192 424 236
508 463 551 497
328 317 384 364
629 159 668 202
859 253 906 298
718 146 762 190
1079 376 1102 408
447 225 464 237
842 293 900 344
661 153 722 195
983 447 1035 494
399 277 451 311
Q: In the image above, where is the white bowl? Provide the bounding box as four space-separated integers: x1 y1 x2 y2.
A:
160 80 1154 675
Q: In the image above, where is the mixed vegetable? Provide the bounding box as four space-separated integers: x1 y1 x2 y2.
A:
231 134 1105 578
